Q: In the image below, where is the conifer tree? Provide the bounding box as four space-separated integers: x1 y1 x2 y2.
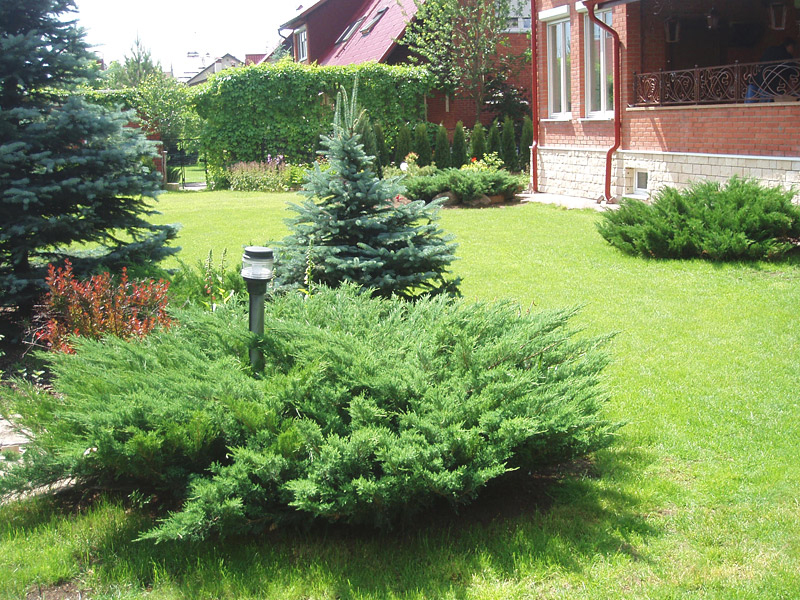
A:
374 122 390 174
487 119 501 156
275 84 459 299
470 122 486 161
434 124 451 169
451 121 468 168
501 115 518 171
413 123 432 167
0 0 177 312
394 124 413 165
519 115 534 173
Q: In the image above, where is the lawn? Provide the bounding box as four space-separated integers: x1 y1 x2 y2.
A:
2 190 799 599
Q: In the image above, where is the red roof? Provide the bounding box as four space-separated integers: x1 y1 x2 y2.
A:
318 0 418 66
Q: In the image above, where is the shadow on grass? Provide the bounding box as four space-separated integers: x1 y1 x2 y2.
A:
53 446 661 598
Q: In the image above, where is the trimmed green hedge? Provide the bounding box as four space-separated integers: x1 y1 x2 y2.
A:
195 61 434 187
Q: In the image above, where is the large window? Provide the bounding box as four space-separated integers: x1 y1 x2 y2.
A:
585 10 614 117
295 27 308 62
547 19 571 118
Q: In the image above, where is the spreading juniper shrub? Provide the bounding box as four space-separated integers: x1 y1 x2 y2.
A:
598 177 800 260
0 285 618 542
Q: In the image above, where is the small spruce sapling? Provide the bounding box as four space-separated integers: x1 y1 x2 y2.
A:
274 83 460 299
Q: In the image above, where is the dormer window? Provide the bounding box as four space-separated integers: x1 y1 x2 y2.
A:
361 7 388 35
295 26 308 61
336 17 365 44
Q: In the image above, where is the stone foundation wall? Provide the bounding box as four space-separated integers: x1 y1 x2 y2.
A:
535 146 800 200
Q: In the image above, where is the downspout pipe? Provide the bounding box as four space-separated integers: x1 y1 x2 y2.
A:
585 0 622 202
530 0 540 192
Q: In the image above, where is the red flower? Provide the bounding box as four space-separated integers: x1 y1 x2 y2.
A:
471 157 477 162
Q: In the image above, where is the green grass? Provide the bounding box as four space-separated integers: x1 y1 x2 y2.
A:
3 191 800 599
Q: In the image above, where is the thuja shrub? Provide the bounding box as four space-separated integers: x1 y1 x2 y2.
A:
0 286 618 542
34 260 171 352
598 177 800 260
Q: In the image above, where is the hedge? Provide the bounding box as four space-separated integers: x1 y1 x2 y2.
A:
194 61 435 186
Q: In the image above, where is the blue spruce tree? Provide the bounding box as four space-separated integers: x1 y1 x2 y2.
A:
275 84 459 299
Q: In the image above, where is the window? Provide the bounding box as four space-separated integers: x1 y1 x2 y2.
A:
295 27 308 62
633 170 649 195
361 7 388 35
585 10 614 117
547 19 572 118
335 17 365 44
505 1 531 32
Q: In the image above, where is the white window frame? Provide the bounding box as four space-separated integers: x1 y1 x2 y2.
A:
295 27 308 62
547 18 572 119
633 169 649 196
584 9 614 119
335 17 365 44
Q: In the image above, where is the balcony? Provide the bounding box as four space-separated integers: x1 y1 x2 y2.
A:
633 59 800 106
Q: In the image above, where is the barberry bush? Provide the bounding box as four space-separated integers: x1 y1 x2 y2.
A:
34 260 171 352
0 285 617 542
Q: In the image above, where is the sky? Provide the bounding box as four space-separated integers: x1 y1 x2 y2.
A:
72 0 304 77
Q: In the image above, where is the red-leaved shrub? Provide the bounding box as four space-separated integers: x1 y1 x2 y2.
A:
35 260 172 352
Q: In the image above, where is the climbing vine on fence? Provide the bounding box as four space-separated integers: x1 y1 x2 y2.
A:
194 61 434 186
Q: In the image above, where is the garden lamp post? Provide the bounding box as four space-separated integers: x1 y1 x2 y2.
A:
241 246 274 372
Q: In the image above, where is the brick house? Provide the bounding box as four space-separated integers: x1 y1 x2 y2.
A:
530 0 800 201
279 0 533 129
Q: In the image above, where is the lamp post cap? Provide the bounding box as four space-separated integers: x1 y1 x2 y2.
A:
243 246 274 260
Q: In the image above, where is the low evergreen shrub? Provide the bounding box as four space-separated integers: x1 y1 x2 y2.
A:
598 177 800 260
0 285 617 541
403 167 523 203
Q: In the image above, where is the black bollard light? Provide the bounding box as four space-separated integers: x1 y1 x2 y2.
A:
241 246 274 372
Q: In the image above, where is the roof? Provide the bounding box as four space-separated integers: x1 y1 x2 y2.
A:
318 0 418 66
280 0 329 30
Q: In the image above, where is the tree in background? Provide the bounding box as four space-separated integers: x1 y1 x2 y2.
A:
434 124 451 169
519 115 533 172
413 123 432 167
500 115 518 171
275 84 459 299
135 73 202 149
374 122 390 172
0 0 178 313
401 0 527 120
394 123 413 165
102 37 163 88
487 120 501 156
451 121 468 168
470 122 486 161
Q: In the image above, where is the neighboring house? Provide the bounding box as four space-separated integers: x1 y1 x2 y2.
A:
530 0 800 201
185 53 243 86
278 0 533 129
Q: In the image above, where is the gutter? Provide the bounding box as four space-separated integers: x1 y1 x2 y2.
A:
530 0 539 192
585 0 623 202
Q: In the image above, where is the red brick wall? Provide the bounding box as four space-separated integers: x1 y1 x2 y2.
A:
533 0 800 159
626 105 800 156
426 31 532 130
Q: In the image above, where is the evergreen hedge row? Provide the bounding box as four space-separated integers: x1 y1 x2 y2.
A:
194 61 434 186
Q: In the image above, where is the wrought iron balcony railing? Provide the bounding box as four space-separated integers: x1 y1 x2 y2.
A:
633 59 800 106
